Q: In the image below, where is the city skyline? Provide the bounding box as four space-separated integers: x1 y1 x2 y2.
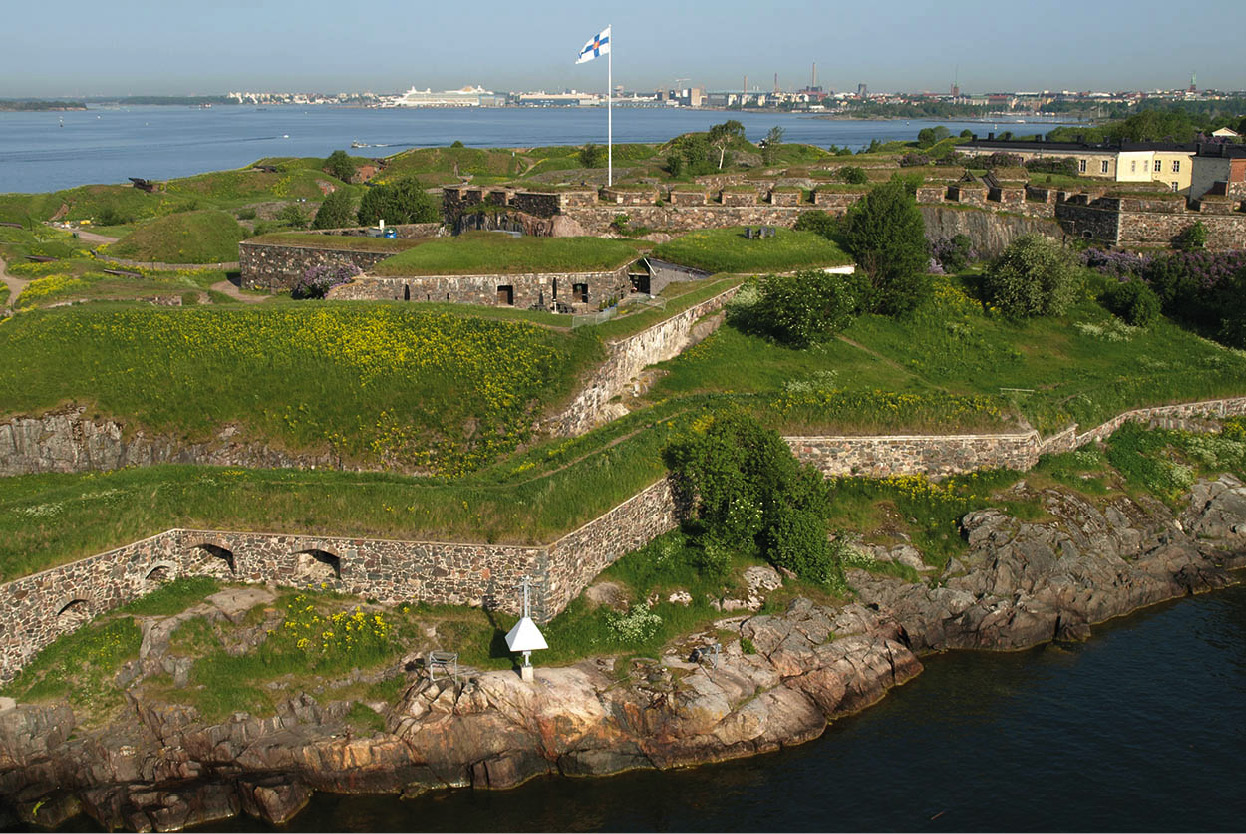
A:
1 0 1243 98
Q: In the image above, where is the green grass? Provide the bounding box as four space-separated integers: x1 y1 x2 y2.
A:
650 227 853 274
373 232 643 276
0 302 602 475
103 210 246 264
650 274 1246 437
119 577 222 616
0 616 141 717
247 233 424 252
592 277 744 341
13 267 227 309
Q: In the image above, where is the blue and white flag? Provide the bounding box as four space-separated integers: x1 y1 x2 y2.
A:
576 26 611 64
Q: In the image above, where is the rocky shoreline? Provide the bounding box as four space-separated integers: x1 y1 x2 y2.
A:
2 475 1244 832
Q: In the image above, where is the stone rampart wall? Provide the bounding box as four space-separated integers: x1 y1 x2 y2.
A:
6 396 1246 682
1117 211 1246 250
545 284 743 435
238 243 396 290
786 431 1042 478
328 266 631 309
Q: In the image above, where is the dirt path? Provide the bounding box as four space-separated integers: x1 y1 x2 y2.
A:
0 253 28 310
45 223 119 245
210 277 270 304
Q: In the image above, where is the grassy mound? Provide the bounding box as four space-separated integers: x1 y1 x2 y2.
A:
373 232 643 275
651 227 853 274
0 303 601 475
247 233 420 253
105 210 246 263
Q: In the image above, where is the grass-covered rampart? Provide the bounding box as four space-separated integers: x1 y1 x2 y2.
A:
373 232 644 276
0 303 602 475
651 227 853 274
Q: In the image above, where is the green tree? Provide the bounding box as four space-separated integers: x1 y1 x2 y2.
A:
983 234 1079 318
324 150 355 183
708 119 746 169
1175 221 1208 251
841 181 931 316
1101 280 1161 327
670 134 715 175
579 143 605 168
276 203 308 229
916 125 950 148
761 125 785 165
311 189 357 230
356 178 441 226
666 153 685 177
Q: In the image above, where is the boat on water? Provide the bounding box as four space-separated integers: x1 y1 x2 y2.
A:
351 140 368 148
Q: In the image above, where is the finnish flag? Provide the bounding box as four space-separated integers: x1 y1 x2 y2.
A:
576 26 611 64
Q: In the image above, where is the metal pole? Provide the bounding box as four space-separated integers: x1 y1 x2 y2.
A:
607 26 613 187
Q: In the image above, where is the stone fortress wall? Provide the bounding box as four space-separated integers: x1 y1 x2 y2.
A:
5 395 1246 684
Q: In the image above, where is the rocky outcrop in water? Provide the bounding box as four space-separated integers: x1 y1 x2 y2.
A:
1 476 1244 831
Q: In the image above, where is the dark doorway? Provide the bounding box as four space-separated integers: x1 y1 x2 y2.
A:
572 283 589 303
496 285 514 305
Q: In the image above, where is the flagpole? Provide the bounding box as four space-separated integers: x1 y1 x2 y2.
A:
607 25 613 187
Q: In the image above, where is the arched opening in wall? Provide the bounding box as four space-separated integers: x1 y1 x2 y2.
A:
189 543 236 577
145 563 177 585
57 598 92 628
295 549 341 583
404 284 411 301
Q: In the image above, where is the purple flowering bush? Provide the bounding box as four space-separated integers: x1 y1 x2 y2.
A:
1080 248 1152 280
292 262 362 299
928 235 977 273
1142 250 1246 345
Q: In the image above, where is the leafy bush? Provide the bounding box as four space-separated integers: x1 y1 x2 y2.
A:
666 154 685 177
972 152 1024 169
1025 156 1080 177
236 208 257 221
1176 221 1208 251
1143 250 1246 334
276 203 308 229
899 152 931 167
579 143 606 168
982 234 1079 318
792 210 837 238
1081 248 1151 280
605 602 663 644
357 177 441 226
916 126 951 148
841 181 932 316
928 234 975 273
291 262 361 299
742 270 862 347
663 410 838 585
1101 279 1161 327
837 166 869 184
311 189 357 230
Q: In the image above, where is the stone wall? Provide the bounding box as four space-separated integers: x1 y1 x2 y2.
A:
0 408 339 477
239 243 396 291
786 431 1042 478
7 395 1246 682
544 284 744 436
920 206 1064 256
1117 211 1246 250
328 266 632 310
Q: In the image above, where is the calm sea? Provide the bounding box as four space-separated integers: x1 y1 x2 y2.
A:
0 106 1080 194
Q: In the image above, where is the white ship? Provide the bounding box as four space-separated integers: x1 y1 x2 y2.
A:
382 85 491 108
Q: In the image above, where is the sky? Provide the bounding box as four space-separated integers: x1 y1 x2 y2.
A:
2 0 1243 98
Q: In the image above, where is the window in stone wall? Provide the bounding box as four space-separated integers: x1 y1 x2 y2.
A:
1171 182 1179 192
1131 160 1137 173
1100 160 1110 174
1079 159 1087 173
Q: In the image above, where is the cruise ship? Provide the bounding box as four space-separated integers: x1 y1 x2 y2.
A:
381 85 491 107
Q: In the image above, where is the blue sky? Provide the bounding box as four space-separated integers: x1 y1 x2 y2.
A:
2 0 1243 97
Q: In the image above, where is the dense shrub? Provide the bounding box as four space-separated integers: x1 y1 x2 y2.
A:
1080 248 1151 280
357 177 441 226
841 181 932 316
928 234 975 273
291 262 361 299
983 234 1079 318
1175 221 1208 251
311 189 357 230
899 152 931 167
837 166 869 184
916 126 951 148
972 152 1024 169
792 210 837 239
663 410 840 586
1142 250 1246 333
1024 156 1080 177
579 143 606 168
1101 279 1161 327
745 269 862 347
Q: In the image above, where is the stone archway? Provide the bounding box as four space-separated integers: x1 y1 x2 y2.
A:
188 543 236 578
145 562 178 585
294 549 341 583
55 598 92 629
